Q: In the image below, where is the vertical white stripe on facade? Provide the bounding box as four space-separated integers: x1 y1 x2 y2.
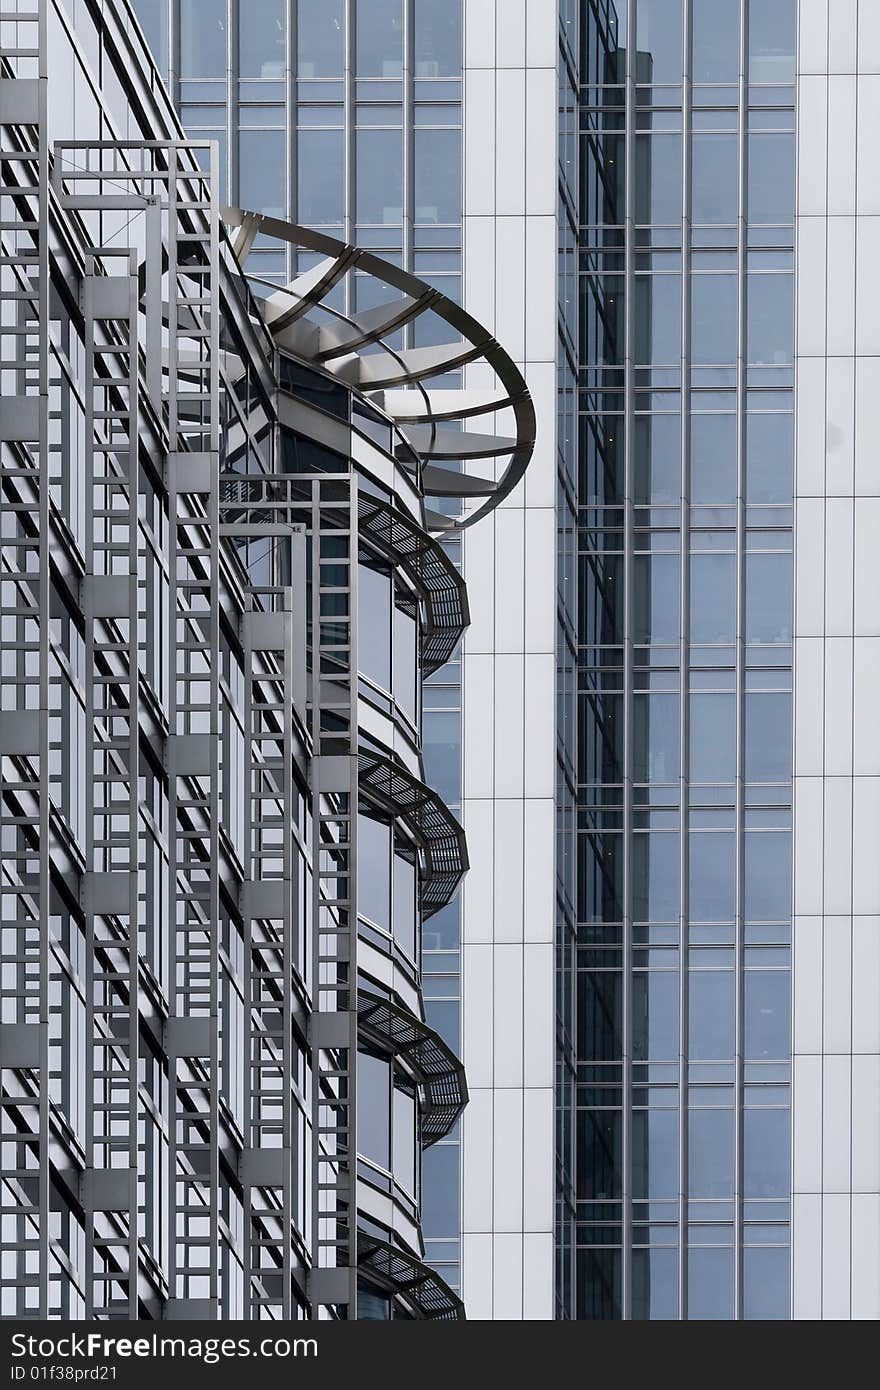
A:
459 0 558 1320
792 0 880 1321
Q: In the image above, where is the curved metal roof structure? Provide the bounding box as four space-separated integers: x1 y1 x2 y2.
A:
223 208 536 533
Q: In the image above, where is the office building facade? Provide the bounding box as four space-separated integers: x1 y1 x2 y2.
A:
0 0 533 1319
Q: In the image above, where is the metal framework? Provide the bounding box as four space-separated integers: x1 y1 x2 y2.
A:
0 0 534 1322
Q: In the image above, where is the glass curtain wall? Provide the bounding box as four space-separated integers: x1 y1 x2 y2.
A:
572 0 794 1320
130 0 465 1299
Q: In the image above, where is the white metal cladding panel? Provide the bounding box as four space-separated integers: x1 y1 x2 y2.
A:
793 0 880 1320
460 0 556 1321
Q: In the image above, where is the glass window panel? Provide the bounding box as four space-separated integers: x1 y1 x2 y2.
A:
632 972 680 1060
422 896 459 951
691 275 738 365
577 1249 622 1320
748 133 795 223
745 692 792 783
689 831 736 922
358 1051 390 1168
635 135 683 224
356 0 404 78
413 0 462 77
578 831 625 925
297 128 344 223
691 134 739 224
744 1108 789 1199
421 1142 459 1235
743 1246 789 1320
578 1109 622 1199
690 554 736 644
635 276 682 365
239 0 285 79
632 1248 680 1320
414 129 462 223
689 693 737 783
688 1107 735 1197
392 852 416 960
746 413 793 503
634 414 681 504
688 1247 734 1320
180 0 225 78
635 0 684 85
748 273 793 365
298 0 344 78
358 812 391 929
632 1108 679 1199
394 606 417 722
426 999 459 1051
633 692 680 784
692 0 740 83
578 972 622 1061
748 0 797 83
690 415 737 504
422 709 460 805
359 562 392 688
689 971 735 1058
238 130 286 216
356 129 403 223
744 831 791 921
131 0 168 70
393 1085 416 1194
746 553 792 642
744 971 790 1061
633 553 681 644
632 833 681 922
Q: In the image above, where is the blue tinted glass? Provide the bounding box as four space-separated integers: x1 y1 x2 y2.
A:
632 833 681 922
579 972 622 1060
635 276 682 364
180 0 226 77
691 135 738 224
692 0 740 82
744 971 790 1060
633 692 680 783
746 553 792 642
689 831 736 922
358 813 390 928
633 553 681 643
578 1249 622 1319
359 562 392 688
689 971 735 1058
636 0 684 84
239 130 286 216
414 129 462 223
239 0 285 79
635 135 682 224
746 413 793 503
634 414 681 504
744 832 791 921
358 1051 390 1168
688 1108 735 1197
690 414 737 503
688 1247 734 1319
690 554 736 644
356 0 403 78
356 129 403 223
691 275 738 364
131 0 168 70
748 0 797 82
689 693 737 782
421 710 460 805
745 692 792 783
297 128 344 223
743 1107 790 1197
743 1246 789 1319
421 1143 459 1234
748 274 793 365
298 0 344 77
578 1110 622 1199
632 1108 679 1198
632 1248 680 1320
632 972 679 1060
748 133 795 223
414 0 462 77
